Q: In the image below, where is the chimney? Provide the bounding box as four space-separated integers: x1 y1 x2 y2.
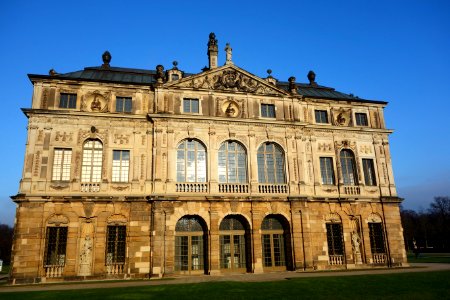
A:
207 32 218 69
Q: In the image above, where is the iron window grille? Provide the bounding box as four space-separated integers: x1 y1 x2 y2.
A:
369 222 386 254
44 227 68 266
106 225 126 264
326 223 344 255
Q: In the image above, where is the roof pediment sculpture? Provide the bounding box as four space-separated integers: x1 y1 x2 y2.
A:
166 65 288 96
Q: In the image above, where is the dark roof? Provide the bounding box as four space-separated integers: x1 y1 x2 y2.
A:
28 66 386 104
29 66 159 85
276 81 386 104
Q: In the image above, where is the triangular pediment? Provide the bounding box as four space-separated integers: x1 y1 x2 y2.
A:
165 65 289 96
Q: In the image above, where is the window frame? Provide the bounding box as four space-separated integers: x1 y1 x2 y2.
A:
257 142 286 184
340 149 359 186
183 98 200 114
355 112 369 126
81 139 103 183
176 139 207 182
326 223 344 256
112 150 130 183
362 158 377 186
315 109 329 124
59 93 77 109
52 148 72 182
218 141 247 183
368 222 386 254
319 157 335 185
44 226 68 266
115 96 133 113
261 103 276 118
106 225 127 265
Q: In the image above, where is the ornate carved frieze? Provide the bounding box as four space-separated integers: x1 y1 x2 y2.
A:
359 145 372 154
113 134 130 145
55 131 74 143
111 185 130 191
50 183 69 190
80 90 110 112
332 108 352 126
334 140 356 151
174 68 285 95
318 143 333 152
47 214 69 225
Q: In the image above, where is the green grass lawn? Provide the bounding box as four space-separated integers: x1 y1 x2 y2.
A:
1 270 450 300
407 252 450 264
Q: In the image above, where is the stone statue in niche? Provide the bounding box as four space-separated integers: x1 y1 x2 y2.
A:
78 222 94 276
351 231 363 264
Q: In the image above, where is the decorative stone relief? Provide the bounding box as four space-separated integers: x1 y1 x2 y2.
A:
111 185 130 191
37 130 44 143
368 213 382 223
334 140 356 151
140 154 145 180
332 108 352 126
33 151 41 177
55 131 74 143
359 145 372 154
113 134 130 145
175 68 285 95
47 214 69 225
41 89 48 109
318 143 332 152
50 183 69 190
80 91 110 112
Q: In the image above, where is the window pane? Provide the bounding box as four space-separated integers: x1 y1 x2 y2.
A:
363 158 376 186
81 140 103 182
340 150 358 186
320 157 335 185
356 113 368 126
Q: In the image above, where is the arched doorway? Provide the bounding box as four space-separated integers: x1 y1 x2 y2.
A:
261 214 292 271
174 216 208 275
219 215 252 273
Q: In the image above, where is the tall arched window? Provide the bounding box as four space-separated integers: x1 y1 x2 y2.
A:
218 141 247 183
340 149 358 185
257 143 285 183
219 215 251 272
261 215 292 270
175 216 208 274
177 139 207 182
81 139 103 182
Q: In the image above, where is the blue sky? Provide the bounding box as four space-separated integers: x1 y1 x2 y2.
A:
1 0 449 226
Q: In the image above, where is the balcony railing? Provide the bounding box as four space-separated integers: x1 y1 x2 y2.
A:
342 186 360 195
106 263 124 275
44 265 64 278
373 253 387 264
258 184 288 194
329 255 344 265
81 182 100 192
176 182 208 193
218 183 249 193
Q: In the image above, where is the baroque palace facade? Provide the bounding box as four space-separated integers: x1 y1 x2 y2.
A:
11 33 406 283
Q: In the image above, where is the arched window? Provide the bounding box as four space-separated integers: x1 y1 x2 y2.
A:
340 149 358 185
176 139 207 182
81 139 103 183
219 215 251 272
261 215 292 270
257 143 285 183
218 141 247 183
175 216 208 274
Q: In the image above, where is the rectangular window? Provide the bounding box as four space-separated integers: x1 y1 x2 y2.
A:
261 104 275 118
112 150 130 182
326 223 344 255
183 98 199 113
355 113 368 126
315 110 328 123
369 223 385 254
45 227 68 266
59 93 77 109
116 97 132 113
320 157 335 185
362 158 377 186
106 225 126 264
52 148 72 181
